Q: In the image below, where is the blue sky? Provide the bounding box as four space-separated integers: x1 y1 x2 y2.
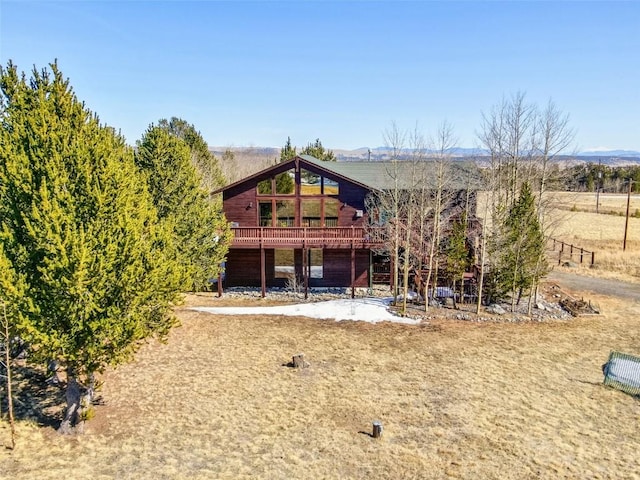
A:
1 1 638 152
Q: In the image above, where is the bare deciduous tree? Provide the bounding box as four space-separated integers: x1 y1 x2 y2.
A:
381 123 407 307
1 302 16 449
526 100 575 313
422 121 457 311
477 93 575 311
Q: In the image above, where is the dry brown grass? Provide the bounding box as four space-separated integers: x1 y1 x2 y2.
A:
2 190 640 478
2 290 640 479
548 191 640 216
548 193 640 282
477 191 640 282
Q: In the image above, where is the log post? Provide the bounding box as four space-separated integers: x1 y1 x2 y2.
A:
372 421 383 439
292 353 309 368
351 243 356 299
260 243 266 298
303 246 308 300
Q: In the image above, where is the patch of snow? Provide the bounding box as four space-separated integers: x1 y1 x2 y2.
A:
190 297 420 325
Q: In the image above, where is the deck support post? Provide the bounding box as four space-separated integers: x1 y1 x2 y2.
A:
351 241 356 299
260 243 266 298
369 250 373 294
303 246 308 300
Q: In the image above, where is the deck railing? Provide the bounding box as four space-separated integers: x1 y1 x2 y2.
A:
231 226 379 248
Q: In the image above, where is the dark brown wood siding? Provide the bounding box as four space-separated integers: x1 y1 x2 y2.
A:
226 247 370 288
225 249 274 287
336 183 370 227
223 184 258 227
315 249 370 288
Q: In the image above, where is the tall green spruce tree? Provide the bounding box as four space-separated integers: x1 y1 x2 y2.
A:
265 137 295 194
498 182 546 311
279 136 297 163
157 117 226 192
275 136 335 194
301 138 336 162
136 125 232 291
444 212 470 309
0 61 184 433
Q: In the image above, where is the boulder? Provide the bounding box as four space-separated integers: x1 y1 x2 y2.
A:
487 304 506 315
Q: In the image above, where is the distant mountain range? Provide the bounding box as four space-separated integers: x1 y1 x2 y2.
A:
331 147 640 166
211 146 640 167
575 150 640 158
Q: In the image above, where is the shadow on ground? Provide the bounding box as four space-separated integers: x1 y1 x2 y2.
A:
3 364 65 429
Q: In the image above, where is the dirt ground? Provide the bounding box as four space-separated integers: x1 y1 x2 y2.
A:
1 280 640 479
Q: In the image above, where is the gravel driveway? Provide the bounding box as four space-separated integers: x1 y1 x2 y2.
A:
548 270 640 303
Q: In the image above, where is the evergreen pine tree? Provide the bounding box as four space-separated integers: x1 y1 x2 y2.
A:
136 125 232 291
501 182 547 310
301 138 336 162
275 170 295 194
444 212 470 308
279 136 297 163
0 61 183 433
157 117 226 191
271 137 297 194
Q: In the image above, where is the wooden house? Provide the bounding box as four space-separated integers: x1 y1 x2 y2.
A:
216 155 480 297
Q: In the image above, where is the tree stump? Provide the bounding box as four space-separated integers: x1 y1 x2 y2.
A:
372 421 383 439
292 353 309 368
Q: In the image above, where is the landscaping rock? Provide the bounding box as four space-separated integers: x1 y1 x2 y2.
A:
487 304 506 315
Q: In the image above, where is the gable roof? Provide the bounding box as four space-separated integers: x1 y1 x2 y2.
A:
298 155 483 190
215 155 483 194
214 155 372 194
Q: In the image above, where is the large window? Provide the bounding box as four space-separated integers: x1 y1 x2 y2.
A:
259 199 296 227
257 166 341 227
301 199 321 227
323 177 339 195
257 178 272 194
300 168 339 195
301 198 340 227
276 200 295 227
325 198 340 227
259 201 272 226
258 169 295 195
300 169 321 194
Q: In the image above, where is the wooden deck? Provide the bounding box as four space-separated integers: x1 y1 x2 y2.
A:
230 226 382 249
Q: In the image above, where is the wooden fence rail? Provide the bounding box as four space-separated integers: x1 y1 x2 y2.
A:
549 238 595 266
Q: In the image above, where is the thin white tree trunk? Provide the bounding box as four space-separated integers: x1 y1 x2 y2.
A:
2 304 16 449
